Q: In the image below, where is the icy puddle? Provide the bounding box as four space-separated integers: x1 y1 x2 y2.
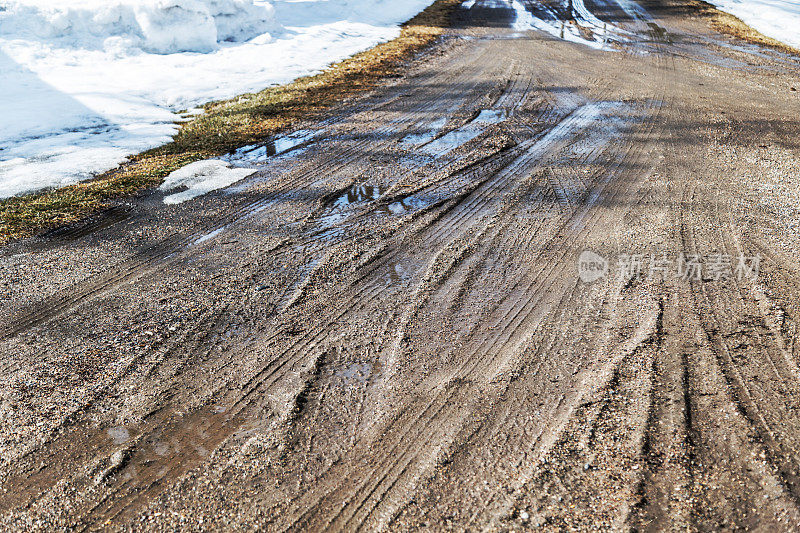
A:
421 109 507 157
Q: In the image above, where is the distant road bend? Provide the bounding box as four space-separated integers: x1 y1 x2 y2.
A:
2 0 800 530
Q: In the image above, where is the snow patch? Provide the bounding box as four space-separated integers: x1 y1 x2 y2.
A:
704 0 800 50
159 159 256 204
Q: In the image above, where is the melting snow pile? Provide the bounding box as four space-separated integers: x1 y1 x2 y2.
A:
159 159 255 204
0 0 279 54
704 0 800 50
0 0 435 198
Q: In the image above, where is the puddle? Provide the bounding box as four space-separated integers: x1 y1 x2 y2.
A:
421 108 508 157
400 117 448 147
314 183 436 239
380 194 435 215
316 183 387 229
226 129 321 166
152 441 170 456
272 130 319 154
332 184 385 209
399 153 437 169
474 109 507 123
385 261 413 284
315 212 351 232
422 128 484 156
335 362 372 384
107 426 130 445
315 227 346 242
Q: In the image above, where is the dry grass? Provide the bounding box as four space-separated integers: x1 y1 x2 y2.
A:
688 0 800 56
0 0 462 245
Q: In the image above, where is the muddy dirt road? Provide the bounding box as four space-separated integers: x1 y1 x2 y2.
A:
1 0 800 530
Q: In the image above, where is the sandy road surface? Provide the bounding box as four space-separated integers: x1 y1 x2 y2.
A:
1 0 800 529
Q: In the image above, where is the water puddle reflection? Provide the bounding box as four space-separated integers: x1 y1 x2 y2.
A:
399 117 448 147
107 427 131 445
226 129 322 166
317 183 388 229
332 184 385 209
335 362 372 385
421 109 508 157
380 194 435 215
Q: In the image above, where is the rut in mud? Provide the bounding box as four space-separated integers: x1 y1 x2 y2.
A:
1 0 800 530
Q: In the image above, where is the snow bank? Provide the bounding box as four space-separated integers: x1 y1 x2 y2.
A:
159 159 255 203
0 0 434 198
0 0 280 54
705 0 800 50
271 0 433 27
